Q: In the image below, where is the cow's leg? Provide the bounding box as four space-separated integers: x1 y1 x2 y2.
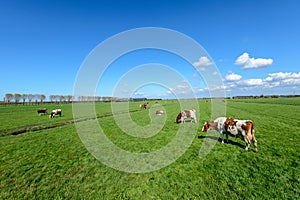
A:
243 135 250 151
252 134 258 152
225 132 229 143
243 136 248 150
221 132 224 143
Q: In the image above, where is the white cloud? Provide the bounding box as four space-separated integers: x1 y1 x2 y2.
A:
226 72 242 81
169 84 188 93
282 78 300 85
212 71 218 76
222 71 300 96
163 71 300 98
168 81 196 97
193 56 213 68
265 72 300 81
237 79 264 86
133 91 145 96
263 72 300 88
235 52 273 69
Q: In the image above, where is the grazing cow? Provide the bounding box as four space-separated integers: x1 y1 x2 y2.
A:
176 109 197 123
156 110 164 115
49 109 62 118
139 103 147 109
225 118 258 152
201 117 230 143
37 108 47 115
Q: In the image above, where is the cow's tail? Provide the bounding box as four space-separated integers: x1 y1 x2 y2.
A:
249 121 258 152
248 121 253 135
246 121 253 138
176 112 181 123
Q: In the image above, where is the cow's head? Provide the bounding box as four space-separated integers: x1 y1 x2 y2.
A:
201 121 209 132
49 111 55 118
201 121 216 132
225 118 238 134
175 112 182 123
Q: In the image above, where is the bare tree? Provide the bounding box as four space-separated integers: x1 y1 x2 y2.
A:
40 94 46 103
21 94 28 105
66 95 73 102
33 94 39 104
59 95 65 103
49 95 55 103
5 93 13 103
28 94 34 104
14 93 22 103
95 96 102 102
78 96 87 102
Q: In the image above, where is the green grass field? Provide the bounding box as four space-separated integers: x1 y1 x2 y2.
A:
0 98 299 199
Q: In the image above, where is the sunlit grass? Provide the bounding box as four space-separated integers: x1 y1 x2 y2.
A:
0 98 299 199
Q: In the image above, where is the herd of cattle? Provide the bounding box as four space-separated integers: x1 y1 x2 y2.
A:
37 108 62 118
37 103 258 152
201 116 257 152
152 106 258 152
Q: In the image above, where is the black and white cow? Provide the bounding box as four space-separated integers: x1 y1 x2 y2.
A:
49 109 62 118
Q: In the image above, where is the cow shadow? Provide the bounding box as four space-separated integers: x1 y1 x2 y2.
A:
197 135 245 149
173 120 195 124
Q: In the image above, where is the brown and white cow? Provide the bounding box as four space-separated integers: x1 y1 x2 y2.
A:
201 117 230 143
176 109 197 123
139 103 147 109
37 108 47 115
49 109 62 118
156 110 164 115
225 118 258 152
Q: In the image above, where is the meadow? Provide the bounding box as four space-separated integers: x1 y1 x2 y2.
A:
0 98 299 199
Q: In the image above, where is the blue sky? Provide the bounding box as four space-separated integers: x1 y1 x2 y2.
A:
1 0 300 100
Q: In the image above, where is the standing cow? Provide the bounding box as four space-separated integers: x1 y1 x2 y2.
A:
225 118 258 152
49 109 62 118
201 117 230 143
139 103 147 109
37 108 47 116
176 109 197 123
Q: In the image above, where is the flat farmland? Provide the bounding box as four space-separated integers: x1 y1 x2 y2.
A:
0 98 299 199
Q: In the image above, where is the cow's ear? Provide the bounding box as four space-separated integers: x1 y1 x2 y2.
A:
234 121 238 125
224 119 229 125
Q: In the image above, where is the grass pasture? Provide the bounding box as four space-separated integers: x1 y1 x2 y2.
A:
0 98 299 199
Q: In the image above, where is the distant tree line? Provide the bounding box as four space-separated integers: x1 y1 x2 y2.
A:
4 93 47 104
232 94 300 99
76 96 150 102
3 93 74 104
3 93 151 104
